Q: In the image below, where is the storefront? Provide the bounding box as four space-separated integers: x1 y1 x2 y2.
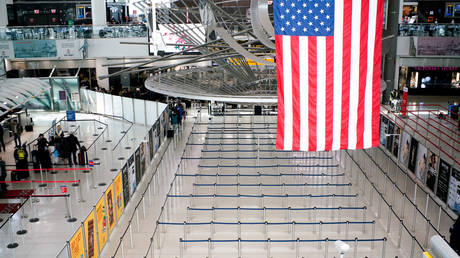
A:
398 66 460 95
402 1 460 24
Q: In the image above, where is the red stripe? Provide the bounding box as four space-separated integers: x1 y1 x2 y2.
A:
372 0 385 147
325 37 334 151
308 37 317 152
291 36 300 150
275 35 285 150
356 0 370 149
340 0 352 150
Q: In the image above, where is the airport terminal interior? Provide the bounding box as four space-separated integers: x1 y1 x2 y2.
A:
0 0 459 257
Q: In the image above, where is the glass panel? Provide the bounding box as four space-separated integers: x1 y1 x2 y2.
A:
104 93 113 116
88 90 97 113
122 97 134 123
145 101 156 125
134 99 145 125
42 77 80 111
112 95 123 118
96 92 104 114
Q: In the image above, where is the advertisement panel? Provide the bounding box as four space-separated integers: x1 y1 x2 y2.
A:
417 37 460 56
392 125 401 158
105 184 116 235
56 39 84 59
121 164 130 206
135 147 141 185
149 128 154 161
399 131 411 167
426 151 439 192
407 137 418 173
386 121 394 152
13 40 57 58
128 154 136 196
0 41 14 59
140 142 146 177
95 196 108 250
113 172 124 221
448 167 460 214
69 227 85 258
414 143 428 183
379 116 389 146
83 210 98 258
436 159 451 202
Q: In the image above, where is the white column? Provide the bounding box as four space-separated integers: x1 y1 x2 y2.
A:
95 58 110 90
91 0 107 28
0 0 8 27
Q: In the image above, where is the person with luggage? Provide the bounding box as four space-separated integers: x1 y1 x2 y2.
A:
0 156 7 194
65 133 81 166
0 123 5 152
36 134 52 169
13 144 29 179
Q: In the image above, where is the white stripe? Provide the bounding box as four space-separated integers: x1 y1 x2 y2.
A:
316 37 326 151
364 0 377 148
299 37 309 151
282 35 293 150
332 0 344 150
347 0 362 149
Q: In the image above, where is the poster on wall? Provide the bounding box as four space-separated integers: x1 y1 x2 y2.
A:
436 159 451 202
84 210 98 258
121 164 130 207
95 196 108 251
128 155 136 197
69 227 85 258
56 39 84 59
141 141 147 172
162 110 168 139
13 40 57 58
399 131 411 167
105 184 116 235
0 41 14 59
407 137 419 173
392 126 401 158
379 116 389 146
149 128 154 161
426 151 439 192
448 168 460 214
113 172 124 222
135 147 142 185
386 121 395 152
156 121 161 147
414 143 428 183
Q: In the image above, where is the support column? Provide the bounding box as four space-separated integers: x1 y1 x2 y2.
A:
95 58 110 90
91 0 107 29
0 0 9 27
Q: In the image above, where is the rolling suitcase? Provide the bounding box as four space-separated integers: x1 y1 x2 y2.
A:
78 146 88 165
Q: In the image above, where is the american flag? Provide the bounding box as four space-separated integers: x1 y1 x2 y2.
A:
275 0 384 151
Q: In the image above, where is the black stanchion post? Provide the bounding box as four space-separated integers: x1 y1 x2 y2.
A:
7 217 19 248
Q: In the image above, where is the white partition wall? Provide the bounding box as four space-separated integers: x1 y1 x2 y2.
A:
145 101 157 125
79 89 166 125
122 97 134 123
104 93 113 116
134 98 146 125
112 95 123 118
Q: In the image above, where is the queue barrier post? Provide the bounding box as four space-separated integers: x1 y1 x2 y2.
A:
121 237 125 258
296 238 300 258
353 238 358 258
7 217 19 248
371 221 376 249
129 221 134 248
381 237 387 258
65 194 77 222
397 219 403 248
324 238 329 258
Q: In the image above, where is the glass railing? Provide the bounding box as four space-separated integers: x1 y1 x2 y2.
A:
0 24 148 41
399 23 460 37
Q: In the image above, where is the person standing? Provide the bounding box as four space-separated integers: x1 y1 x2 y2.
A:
65 133 81 166
0 123 5 152
0 156 6 193
11 120 21 147
37 134 52 169
13 144 29 179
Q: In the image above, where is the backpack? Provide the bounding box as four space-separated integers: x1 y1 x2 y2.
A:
17 149 25 160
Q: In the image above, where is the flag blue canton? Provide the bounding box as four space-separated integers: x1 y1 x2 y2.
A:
274 0 334 36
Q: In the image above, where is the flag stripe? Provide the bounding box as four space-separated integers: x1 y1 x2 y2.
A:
275 34 284 150
332 0 344 150
316 37 326 151
372 0 385 147
283 35 293 150
340 0 352 150
356 0 369 149
291 36 300 150
325 36 334 151
308 37 317 152
364 0 378 148
299 38 309 150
